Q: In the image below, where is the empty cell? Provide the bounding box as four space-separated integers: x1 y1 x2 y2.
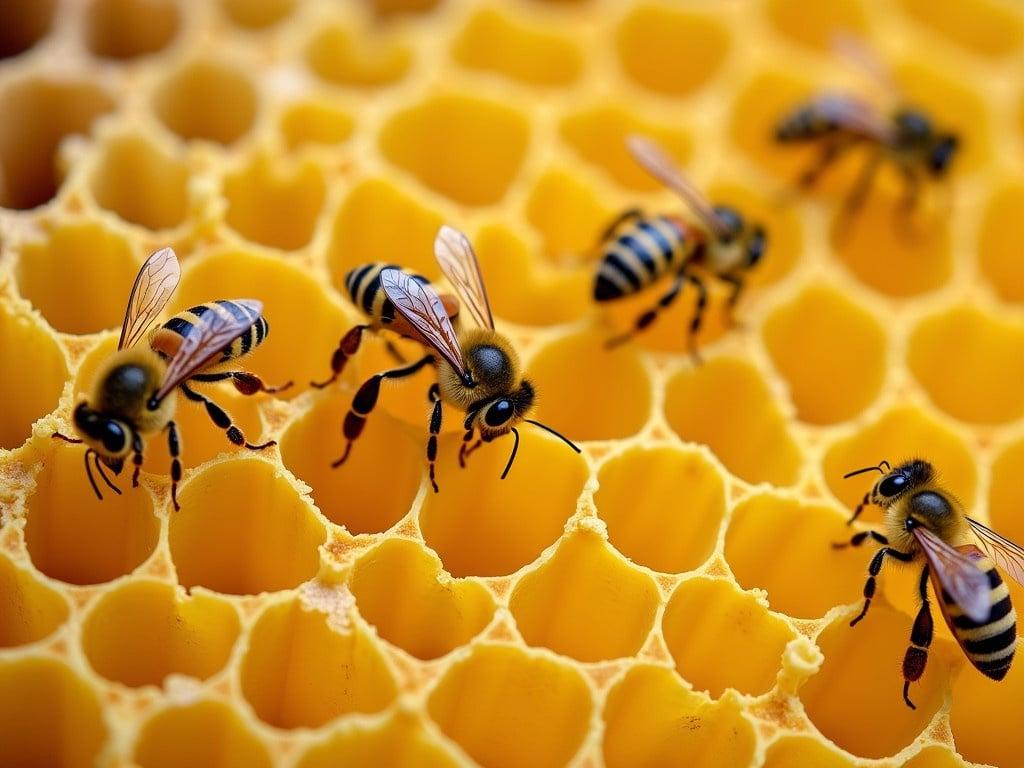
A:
602 665 756 768
978 183 1024 303
90 132 189 230
0 76 115 209
524 168 613 265
510 529 659 662
762 285 886 425
25 442 159 585
379 94 529 206
724 494 868 619
902 747 968 768
81 580 239 687
762 736 857 768
306 23 410 88
899 0 1023 57
908 306 1024 424
452 8 582 87
169 459 325 595
615 6 729 97
0 553 68 647
595 445 725 574
0 0 56 58
989 437 1024 546
134 699 272 768
427 644 592 768
85 0 179 60
528 327 652 441
153 59 257 145
372 0 439 15
295 711 459 768
420 429 588 577
349 539 495 659
0 657 107 768
221 0 296 29
664 357 802 487
279 101 354 150
0 304 67 450
223 153 325 250
951 654 1024 768
560 105 691 191
662 577 795 698
764 0 867 51
241 599 397 729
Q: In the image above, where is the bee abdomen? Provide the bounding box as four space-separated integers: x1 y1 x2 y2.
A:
945 568 1017 681
594 216 687 302
776 106 834 142
151 300 267 363
344 263 430 325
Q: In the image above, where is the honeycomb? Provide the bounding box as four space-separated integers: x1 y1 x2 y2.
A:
1 0 1023 766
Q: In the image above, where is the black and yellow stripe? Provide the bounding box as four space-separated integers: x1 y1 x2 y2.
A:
344 262 431 326
776 104 839 142
594 215 691 302
152 300 268 363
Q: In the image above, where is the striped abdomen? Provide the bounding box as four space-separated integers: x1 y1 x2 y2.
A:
593 215 691 302
936 549 1017 681
150 300 268 364
775 104 839 142
344 263 431 326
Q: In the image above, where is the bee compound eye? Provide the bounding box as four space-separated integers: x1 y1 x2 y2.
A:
879 474 907 497
101 421 127 454
484 399 514 427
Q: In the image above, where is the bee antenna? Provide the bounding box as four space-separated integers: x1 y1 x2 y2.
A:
500 427 521 480
843 459 892 479
93 452 122 496
83 449 103 501
524 419 582 454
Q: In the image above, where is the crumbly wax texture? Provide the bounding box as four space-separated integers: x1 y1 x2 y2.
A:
0 0 1022 766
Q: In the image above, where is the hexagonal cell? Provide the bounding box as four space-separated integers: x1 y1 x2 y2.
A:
169 458 325 595
524 168 613 264
662 577 796 698
908 306 1024 424
0 0 56 58
0 304 67 450
989 437 1024 546
25 442 159 585
950 656 1024 768
133 699 272 768
280 393 422 535
350 539 494 660
762 284 886 425
800 605 957 759
0 76 115 209
602 665 757 768
664 357 802 486
220 0 296 29
452 8 582 87
615 6 730 97
379 93 529 206
762 736 857 768
296 714 458 768
979 183 1024 302
16 220 139 335
899 0 1023 58
427 644 592 768
560 105 691 191
595 445 725 574
0 552 68 647
420 429 588 577
90 132 189 230
223 153 325 250
724 493 867 619
153 59 257 145
527 328 652 441
764 0 867 51
510 529 659 662
0 657 107 768
902 747 968 768
175 246 352 398
81 579 240 687
279 101 354 150
305 23 411 88
240 599 397 729
84 0 180 60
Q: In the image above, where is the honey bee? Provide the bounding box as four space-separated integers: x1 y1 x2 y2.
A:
594 135 766 360
836 459 1024 708
327 225 580 491
53 247 290 510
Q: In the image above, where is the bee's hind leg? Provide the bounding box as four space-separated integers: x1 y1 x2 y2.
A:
311 324 372 389
166 421 182 512
426 383 442 493
849 545 913 627
900 565 934 710
191 371 292 395
798 137 855 188
180 383 275 451
605 272 686 350
840 147 884 218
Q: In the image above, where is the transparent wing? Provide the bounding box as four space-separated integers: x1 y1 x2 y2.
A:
967 517 1024 589
434 225 494 330
626 134 731 239
380 268 466 377
832 31 903 101
805 92 893 142
155 300 262 402
914 526 992 623
119 247 180 350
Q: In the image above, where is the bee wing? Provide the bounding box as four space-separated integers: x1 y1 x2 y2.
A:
380 268 466 377
154 300 263 402
625 134 732 239
434 225 494 331
805 93 894 142
913 525 992 623
967 517 1024 589
119 247 181 350
832 31 903 101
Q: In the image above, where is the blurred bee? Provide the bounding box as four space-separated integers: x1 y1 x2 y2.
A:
328 225 580 492
836 459 1024 709
594 135 766 360
53 247 289 510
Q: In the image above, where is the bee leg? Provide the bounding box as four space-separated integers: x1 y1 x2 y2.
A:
131 433 144 488
685 272 709 364
597 208 644 245
851 547 913 627
605 272 686 349
798 137 854 188
832 530 888 550
332 355 435 468
52 432 83 444
901 565 934 710
717 273 746 328
191 371 293 395
898 167 922 215
166 421 181 512
426 383 443 493
459 429 483 468
179 383 276 451
846 492 872 525
311 324 371 389
82 449 103 501
840 147 884 218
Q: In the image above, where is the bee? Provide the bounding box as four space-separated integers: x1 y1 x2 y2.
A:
52 247 290 510
594 135 766 360
836 459 1024 709
327 225 580 492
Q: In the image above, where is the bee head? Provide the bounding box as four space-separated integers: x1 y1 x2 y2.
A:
744 224 767 269
844 458 933 507
72 402 132 460
894 109 933 142
477 380 536 438
928 133 959 176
